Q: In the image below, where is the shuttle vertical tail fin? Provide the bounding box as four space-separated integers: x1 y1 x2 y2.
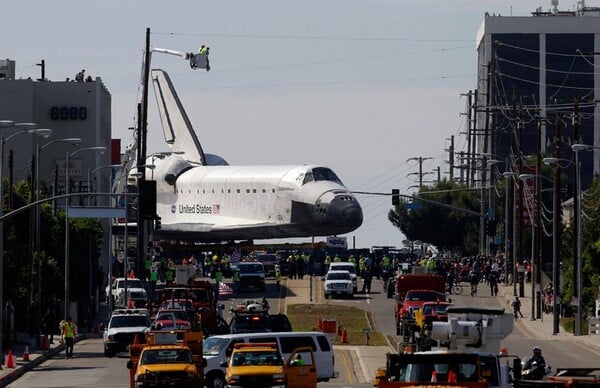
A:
151 69 206 165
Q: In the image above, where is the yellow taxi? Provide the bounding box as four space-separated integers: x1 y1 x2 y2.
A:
221 342 316 388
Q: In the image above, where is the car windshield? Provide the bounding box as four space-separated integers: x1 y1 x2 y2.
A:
239 264 264 274
161 300 194 310
115 279 144 289
141 349 194 365
110 315 149 328
157 310 189 321
327 272 350 281
231 314 269 333
232 351 283 366
333 265 356 274
203 337 229 356
406 292 441 302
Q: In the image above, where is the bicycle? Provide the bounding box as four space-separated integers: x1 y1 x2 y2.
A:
452 283 463 295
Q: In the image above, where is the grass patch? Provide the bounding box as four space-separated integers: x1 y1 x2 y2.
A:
287 303 388 346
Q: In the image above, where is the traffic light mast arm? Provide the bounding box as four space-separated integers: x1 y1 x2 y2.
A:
356 190 484 219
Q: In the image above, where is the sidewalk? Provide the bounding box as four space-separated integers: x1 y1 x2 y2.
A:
285 276 393 384
496 281 600 353
0 304 111 386
0 333 79 386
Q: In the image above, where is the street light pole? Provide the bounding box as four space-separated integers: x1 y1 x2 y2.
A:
64 146 106 319
35 137 80 344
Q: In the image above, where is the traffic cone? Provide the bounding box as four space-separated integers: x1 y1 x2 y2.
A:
431 370 437 382
127 298 134 309
22 346 30 362
41 334 49 350
5 350 15 368
341 328 348 344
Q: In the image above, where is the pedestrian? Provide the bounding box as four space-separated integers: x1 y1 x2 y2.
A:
42 307 55 343
62 316 77 359
75 69 85 82
275 267 281 291
512 296 524 320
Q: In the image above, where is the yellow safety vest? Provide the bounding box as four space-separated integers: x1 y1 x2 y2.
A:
64 322 75 338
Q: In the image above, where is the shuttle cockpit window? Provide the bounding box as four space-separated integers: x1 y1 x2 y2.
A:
302 168 343 185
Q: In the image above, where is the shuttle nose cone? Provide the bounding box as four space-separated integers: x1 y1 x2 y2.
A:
328 195 363 230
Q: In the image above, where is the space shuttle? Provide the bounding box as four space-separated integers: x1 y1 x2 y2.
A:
138 69 362 242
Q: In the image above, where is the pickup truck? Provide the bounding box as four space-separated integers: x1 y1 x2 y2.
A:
221 342 317 388
106 277 148 307
103 308 150 358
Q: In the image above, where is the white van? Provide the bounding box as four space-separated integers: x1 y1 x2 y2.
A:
328 262 358 293
202 331 336 387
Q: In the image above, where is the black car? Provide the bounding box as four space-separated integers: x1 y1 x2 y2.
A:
229 311 293 334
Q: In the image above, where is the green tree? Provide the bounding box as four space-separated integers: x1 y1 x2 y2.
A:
388 179 480 255
2 178 103 328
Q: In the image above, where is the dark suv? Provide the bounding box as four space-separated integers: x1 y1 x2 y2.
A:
229 311 293 334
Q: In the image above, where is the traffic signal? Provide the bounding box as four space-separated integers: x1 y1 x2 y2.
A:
139 180 157 220
154 216 162 231
392 189 400 206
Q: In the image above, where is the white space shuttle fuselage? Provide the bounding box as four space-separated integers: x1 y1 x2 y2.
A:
136 69 362 242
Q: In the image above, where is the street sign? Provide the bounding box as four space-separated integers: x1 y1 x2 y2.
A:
405 202 422 210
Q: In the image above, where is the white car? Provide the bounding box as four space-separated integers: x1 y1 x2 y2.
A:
324 270 353 299
106 277 148 307
103 308 150 357
328 262 358 293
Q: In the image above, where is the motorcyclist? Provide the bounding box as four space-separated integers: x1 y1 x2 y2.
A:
523 346 546 379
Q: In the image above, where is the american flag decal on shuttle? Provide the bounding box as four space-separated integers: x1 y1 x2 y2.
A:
213 204 220 214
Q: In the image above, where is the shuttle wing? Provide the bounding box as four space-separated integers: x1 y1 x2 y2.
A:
151 69 206 164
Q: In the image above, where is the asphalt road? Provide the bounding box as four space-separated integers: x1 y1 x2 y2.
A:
7 276 599 387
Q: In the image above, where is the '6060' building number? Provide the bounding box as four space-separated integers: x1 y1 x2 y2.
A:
50 106 87 120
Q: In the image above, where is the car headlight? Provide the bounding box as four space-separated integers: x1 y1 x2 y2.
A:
273 373 285 379
229 375 240 384
135 373 145 382
187 372 198 379
107 335 114 341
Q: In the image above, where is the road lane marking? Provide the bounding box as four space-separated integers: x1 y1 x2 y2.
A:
338 349 356 384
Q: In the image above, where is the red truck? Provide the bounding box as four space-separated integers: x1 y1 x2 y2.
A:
393 274 445 350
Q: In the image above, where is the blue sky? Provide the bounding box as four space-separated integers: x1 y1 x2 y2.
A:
4 0 555 249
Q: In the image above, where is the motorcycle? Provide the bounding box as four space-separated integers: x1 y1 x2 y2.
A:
520 358 551 380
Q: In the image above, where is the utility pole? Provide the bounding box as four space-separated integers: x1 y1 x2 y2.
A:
535 120 542 320
552 113 561 335
406 156 434 189
572 98 581 336
447 135 455 181
36 59 45 81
